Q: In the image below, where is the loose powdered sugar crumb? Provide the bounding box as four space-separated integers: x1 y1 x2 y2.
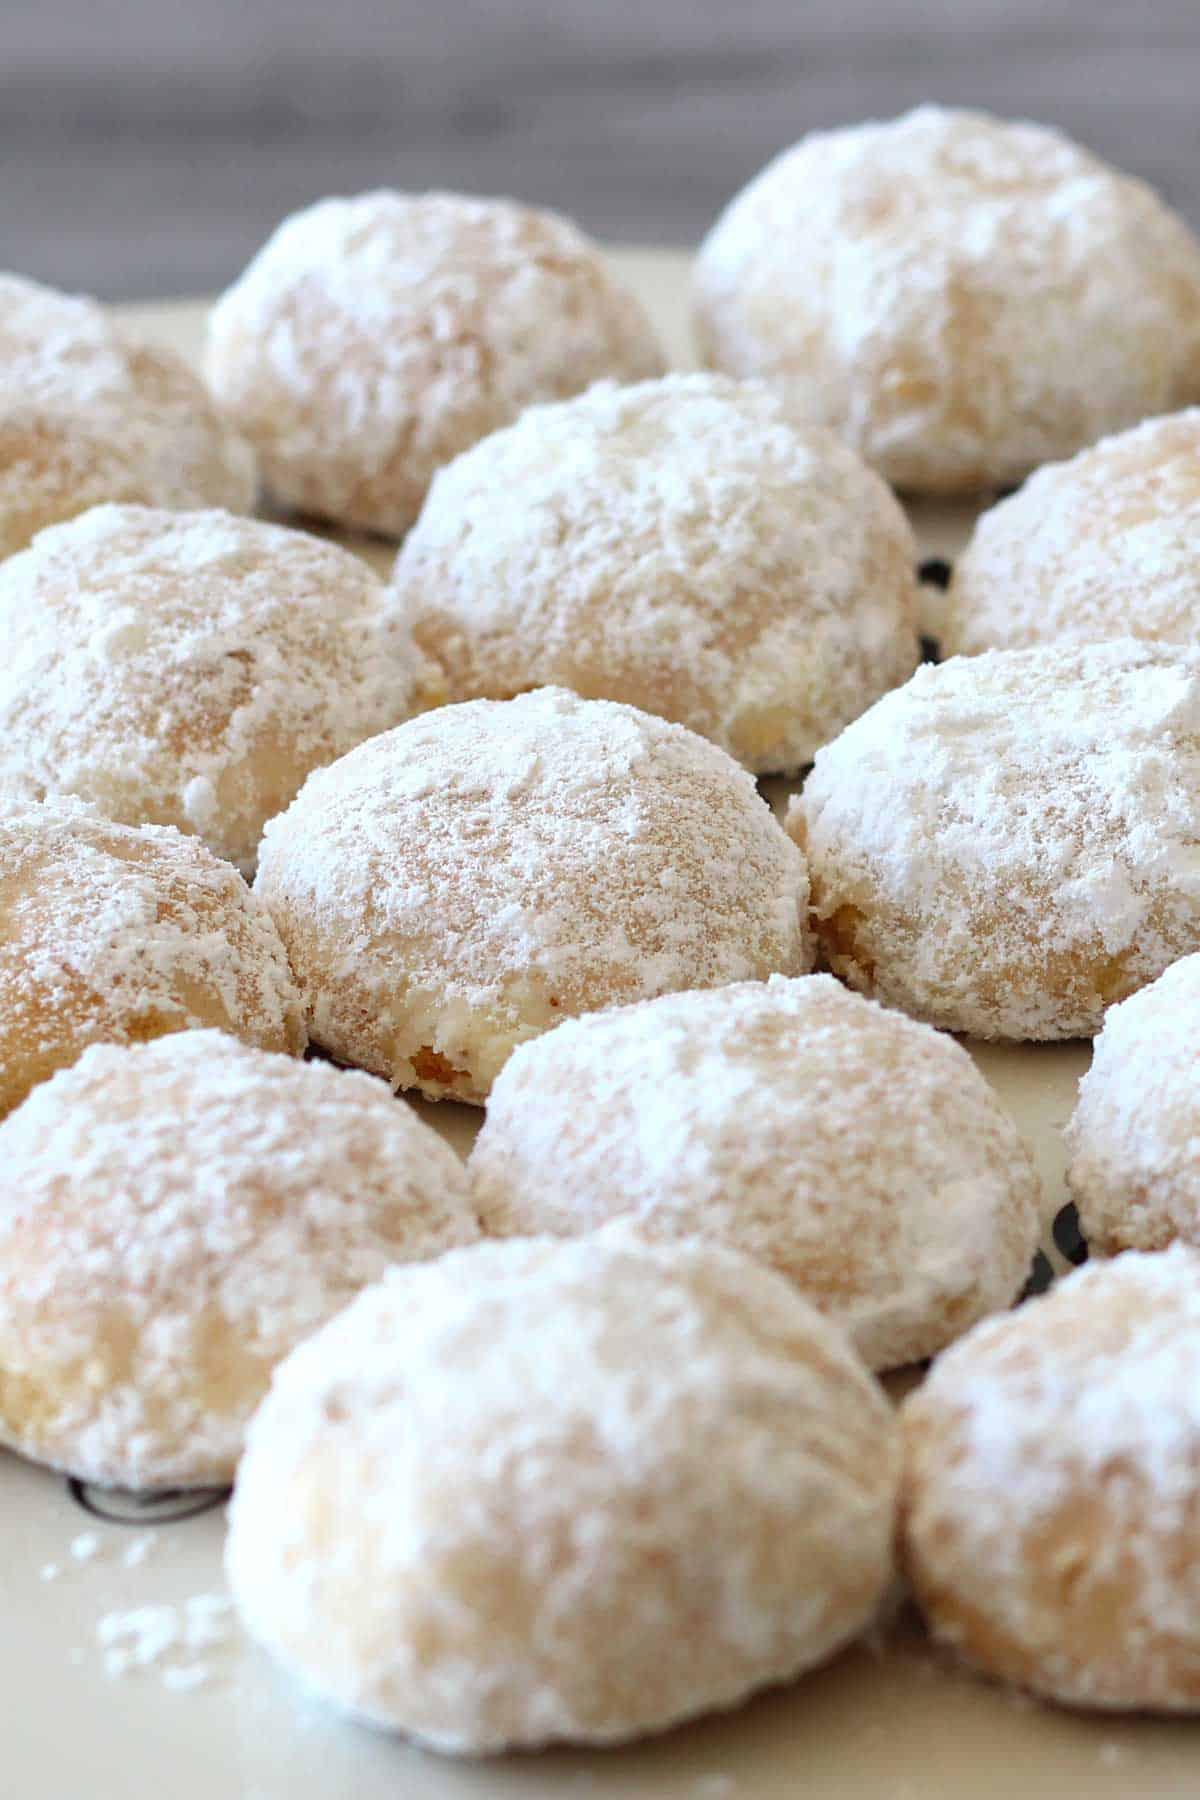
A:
95 1593 237 1690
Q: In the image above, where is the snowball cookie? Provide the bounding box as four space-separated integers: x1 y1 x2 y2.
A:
0 1031 478 1488
473 974 1042 1369
793 638 1200 1040
395 375 919 774
206 191 666 538
1067 953 1200 1257
0 272 254 560
256 687 812 1103
944 411 1200 655
0 801 306 1120
227 1229 898 1751
901 1247 1200 1710
0 504 426 874
694 107 1200 496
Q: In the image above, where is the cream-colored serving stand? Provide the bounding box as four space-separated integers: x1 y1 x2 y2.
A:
3 251 1195 1800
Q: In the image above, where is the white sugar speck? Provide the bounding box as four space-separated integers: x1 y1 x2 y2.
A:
94 1591 237 1692
182 1593 234 1649
163 1663 213 1693
98 1604 181 1665
69 1532 103 1563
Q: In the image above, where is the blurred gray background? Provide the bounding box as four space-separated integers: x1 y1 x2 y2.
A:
7 0 1200 300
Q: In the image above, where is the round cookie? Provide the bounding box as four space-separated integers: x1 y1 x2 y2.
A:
206 191 666 537
901 1247 1200 1711
793 638 1200 1039
255 687 811 1103
227 1228 899 1751
472 975 1040 1369
0 1030 479 1489
694 106 1200 496
395 374 919 773
0 800 305 1119
944 411 1200 655
0 505 427 873
0 271 254 559
1067 953 1200 1256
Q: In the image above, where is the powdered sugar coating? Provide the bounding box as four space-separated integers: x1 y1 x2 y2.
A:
0 800 305 1119
0 1030 479 1488
0 273 254 559
944 411 1200 654
793 638 1200 1039
395 373 918 773
0 504 426 874
901 1247 1200 1710
227 1228 898 1751
206 191 666 537
471 974 1040 1370
1067 954 1200 1255
255 687 812 1102
694 107 1200 496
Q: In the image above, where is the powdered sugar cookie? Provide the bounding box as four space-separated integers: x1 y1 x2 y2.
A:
395 374 918 773
1067 953 1200 1255
471 974 1040 1369
944 412 1200 654
255 687 812 1103
0 800 305 1119
0 1030 478 1488
902 1247 1200 1710
206 191 665 537
0 272 254 559
0 505 426 873
695 107 1200 495
794 638 1200 1039
227 1229 899 1751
